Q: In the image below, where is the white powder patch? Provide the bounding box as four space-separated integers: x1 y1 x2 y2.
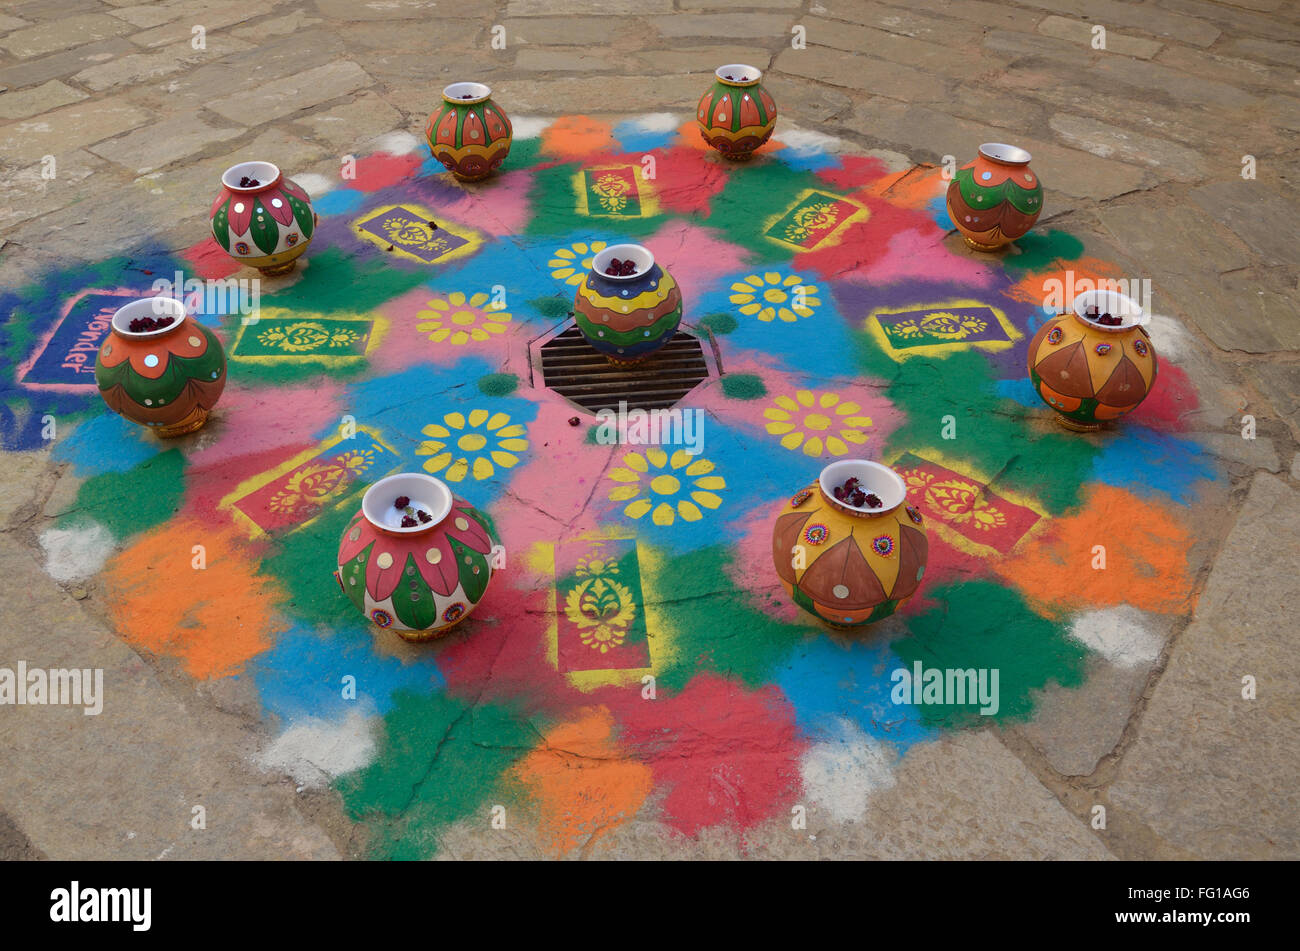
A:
255 709 378 789
40 521 115 583
627 112 680 133
1069 606 1163 668
779 123 849 155
291 172 336 198
368 129 423 155
1145 312 1192 362
509 116 553 140
800 719 898 823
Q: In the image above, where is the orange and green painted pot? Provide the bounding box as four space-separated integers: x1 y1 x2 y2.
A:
573 243 683 365
697 64 777 161
336 473 504 642
1028 289 1158 432
772 460 928 628
94 297 227 438
210 161 317 276
425 82 513 183
946 143 1043 251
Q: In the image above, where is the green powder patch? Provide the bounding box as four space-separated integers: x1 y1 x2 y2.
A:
850 329 1097 514
338 690 540 859
527 295 574 320
703 160 827 260
524 161 668 240
260 245 429 315
649 545 799 693
695 312 738 335
260 501 357 628
890 580 1087 728
721 373 767 400
1001 229 1085 273
62 448 187 540
477 372 519 396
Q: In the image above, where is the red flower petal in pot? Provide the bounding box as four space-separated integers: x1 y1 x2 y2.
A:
366 536 407 603
210 191 229 218
260 187 295 226
228 196 254 236
445 501 492 552
419 534 459 597
281 178 310 203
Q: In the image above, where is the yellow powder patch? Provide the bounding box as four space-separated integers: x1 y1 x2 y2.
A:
103 517 287 679
510 705 652 856
994 484 1197 616
540 115 616 161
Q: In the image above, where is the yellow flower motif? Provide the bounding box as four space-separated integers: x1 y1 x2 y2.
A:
607 448 726 526
730 271 821 323
416 291 512 345
417 409 529 482
763 390 873 456
548 240 607 285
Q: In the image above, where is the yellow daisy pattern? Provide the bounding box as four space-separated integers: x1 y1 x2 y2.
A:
417 409 529 482
548 240 608 285
730 271 821 323
607 448 726 526
416 291 512 345
764 390 873 456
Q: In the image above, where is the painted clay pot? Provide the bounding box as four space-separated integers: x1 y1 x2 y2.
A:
697 64 777 161
573 243 683 365
425 82 513 182
210 161 317 276
1027 289 1158 432
772 460 928 628
946 143 1043 251
94 296 227 438
336 473 504 642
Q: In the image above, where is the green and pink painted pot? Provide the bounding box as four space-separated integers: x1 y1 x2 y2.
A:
336 473 503 642
697 64 777 161
946 143 1043 251
94 296 227 438
573 243 683 365
425 82 513 182
210 161 317 276
772 460 928 628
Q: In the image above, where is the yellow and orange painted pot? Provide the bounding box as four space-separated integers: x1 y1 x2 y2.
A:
425 82 513 183
772 460 929 628
697 64 777 161
336 473 505 642
573 243 683 365
1027 289 1158 431
946 143 1043 251
94 297 227 438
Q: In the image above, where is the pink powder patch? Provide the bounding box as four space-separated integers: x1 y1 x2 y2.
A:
816 155 893 192
182 237 242 280
1125 360 1197 432
654 145 730 217
644 221 750 300
436 167 536 237
614 674 807 836
371 285 523 372
857 226 1001 287
352 152 424 192
186 380 343 471
727 504 805 624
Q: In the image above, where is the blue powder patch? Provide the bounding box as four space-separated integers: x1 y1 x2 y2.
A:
315 188 368 217
613 117 679 154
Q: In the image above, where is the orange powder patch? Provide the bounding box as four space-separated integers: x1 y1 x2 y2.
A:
103 517 286 679
1007 256 1127 309
510 705 652 856
540 115 616 161
861 164 946 209
994 484 1197 615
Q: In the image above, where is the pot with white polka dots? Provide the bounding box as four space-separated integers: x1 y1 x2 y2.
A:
771 460 929 629
94 296 227 438
424 82 513 182
210 161 317 276
573 243 684 365
336 473 505 641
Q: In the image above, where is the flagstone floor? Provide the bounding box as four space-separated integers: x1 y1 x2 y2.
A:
0 0 1297 860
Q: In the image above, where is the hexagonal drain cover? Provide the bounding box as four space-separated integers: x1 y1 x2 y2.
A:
532 322 718 416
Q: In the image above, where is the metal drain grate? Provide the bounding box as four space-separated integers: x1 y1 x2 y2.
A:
536 324 714 415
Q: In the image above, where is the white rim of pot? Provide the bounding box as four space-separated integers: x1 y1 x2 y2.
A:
591 243 654 281
978 143 1032 165
362 473 454 534
443 82 491 104
221 161 281 192
110 297 188 338
1072 288 1147 331
818 459 907 516
715 64 761 86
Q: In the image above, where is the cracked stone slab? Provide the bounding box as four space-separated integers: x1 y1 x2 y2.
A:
0 534 340 860
1109 472 1300 859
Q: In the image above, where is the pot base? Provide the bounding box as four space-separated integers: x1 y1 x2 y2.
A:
1054 412 1103 433
604 353 650 367
257 260 299 277
389 611 471 643
451 171 492 183
962 235 1009 252
720 150 757 162
156 406 210 438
